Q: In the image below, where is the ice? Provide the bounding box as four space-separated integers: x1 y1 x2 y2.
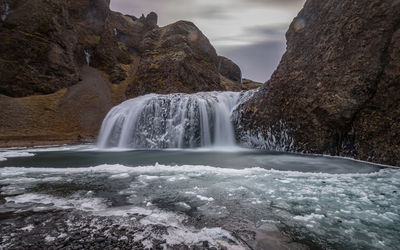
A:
109 173 130 179
20 225 35 232
196 195 214 201
293 213 325 222
164 227 244 249
0 151 35 161
0 145 89 162
5 193 108 212
0 159 399 249
45 235 56 242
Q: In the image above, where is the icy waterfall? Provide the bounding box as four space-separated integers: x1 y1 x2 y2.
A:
97 92 246 149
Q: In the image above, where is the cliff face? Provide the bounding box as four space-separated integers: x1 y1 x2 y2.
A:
238 0 400 166
0 0 246 146
126 21 226 98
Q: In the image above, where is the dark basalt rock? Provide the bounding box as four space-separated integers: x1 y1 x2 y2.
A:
0 0 250 146
0 0 244 97
218 56 242 83
0 0 80 97
241 78 263 91
238 0 400 166
125 21 226 98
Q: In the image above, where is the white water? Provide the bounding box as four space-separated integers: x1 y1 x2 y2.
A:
1 1 9 21
84 50 91 65
97 92 245 149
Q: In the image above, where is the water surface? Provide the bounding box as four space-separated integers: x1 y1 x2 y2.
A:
0 145 399 249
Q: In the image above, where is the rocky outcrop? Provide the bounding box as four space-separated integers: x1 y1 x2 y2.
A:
0 0 80 97
241 79 263 91
238 0 400 166
217 56 242 83
0 0 248 146
0 66 114 146
125 21 225 97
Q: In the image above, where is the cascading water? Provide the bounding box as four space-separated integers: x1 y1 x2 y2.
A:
84 50 91 65
97 92 245 149
1 1 9 21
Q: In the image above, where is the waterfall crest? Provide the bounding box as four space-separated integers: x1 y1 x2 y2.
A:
97 92 242 149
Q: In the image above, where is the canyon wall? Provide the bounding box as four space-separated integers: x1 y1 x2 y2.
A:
238 0 400 166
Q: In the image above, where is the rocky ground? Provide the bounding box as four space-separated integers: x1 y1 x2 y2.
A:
0 182 308 250
0 209 309 250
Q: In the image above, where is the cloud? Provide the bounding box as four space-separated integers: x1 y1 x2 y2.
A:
246 24 288 37
217 41 287 82
211 23 289 49
109 0 303 82
243 0 305 8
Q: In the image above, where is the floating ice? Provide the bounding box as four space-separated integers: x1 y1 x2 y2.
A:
0 151 35 162
0 156 399 249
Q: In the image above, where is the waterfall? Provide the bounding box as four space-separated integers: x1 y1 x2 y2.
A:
84 50 91 65
97 92 242 149
1 1 9 21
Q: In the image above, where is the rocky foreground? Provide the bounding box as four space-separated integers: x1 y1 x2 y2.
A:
0 209 310 250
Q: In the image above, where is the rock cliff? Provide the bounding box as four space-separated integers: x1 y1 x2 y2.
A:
238 0 400 166
0 0 247 146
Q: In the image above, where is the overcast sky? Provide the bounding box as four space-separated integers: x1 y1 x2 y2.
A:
110 0 305 82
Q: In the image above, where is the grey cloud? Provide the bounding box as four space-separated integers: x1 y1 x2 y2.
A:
110 0 299 82
246 24 288 36
211 23 289 49
194 6 230 20
217 41 286 82
243 0 305 7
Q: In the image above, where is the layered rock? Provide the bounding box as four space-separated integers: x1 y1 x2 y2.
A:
238 0 400 166
0 0 247 146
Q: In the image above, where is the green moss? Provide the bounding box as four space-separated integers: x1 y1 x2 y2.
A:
83 35 101 45
149 63 159 71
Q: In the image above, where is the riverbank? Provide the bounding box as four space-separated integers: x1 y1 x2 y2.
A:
0 137 93 148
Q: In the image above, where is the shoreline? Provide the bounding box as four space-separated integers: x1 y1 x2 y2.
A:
0 139 95 149
0 139 398 168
